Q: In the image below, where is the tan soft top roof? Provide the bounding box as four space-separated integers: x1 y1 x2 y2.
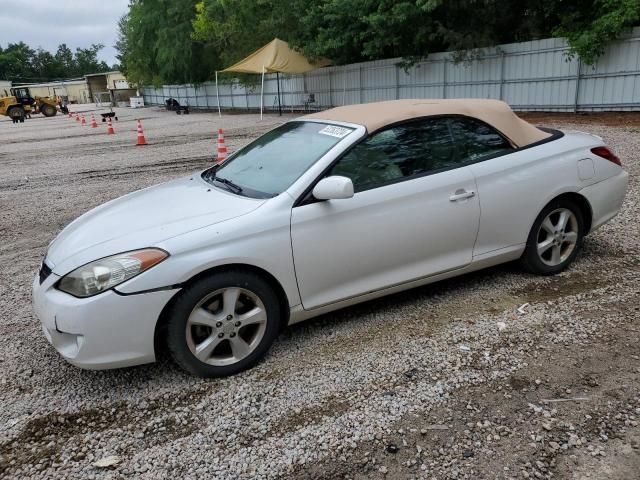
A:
302 99 550 147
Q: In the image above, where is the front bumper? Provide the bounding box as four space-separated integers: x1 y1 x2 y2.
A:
32 271 179 370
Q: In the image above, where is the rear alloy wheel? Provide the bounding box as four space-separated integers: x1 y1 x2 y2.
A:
521 200 584 275
536 208 579 266
166 271 281 377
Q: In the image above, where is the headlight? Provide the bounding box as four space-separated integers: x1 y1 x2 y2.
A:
57 248 168 298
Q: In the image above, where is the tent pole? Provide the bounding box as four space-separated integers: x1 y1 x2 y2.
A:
260 65 265 120
276 72 282 116
215 71 221 117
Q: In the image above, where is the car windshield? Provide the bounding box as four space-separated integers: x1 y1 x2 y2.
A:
202 121 354 198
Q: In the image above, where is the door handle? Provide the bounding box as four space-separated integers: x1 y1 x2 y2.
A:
449 189 476 202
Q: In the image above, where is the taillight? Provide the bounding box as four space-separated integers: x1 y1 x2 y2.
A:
591 146 621 166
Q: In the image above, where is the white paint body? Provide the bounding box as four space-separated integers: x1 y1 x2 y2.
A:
32 119 628 369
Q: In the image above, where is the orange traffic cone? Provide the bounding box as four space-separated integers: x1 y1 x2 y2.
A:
81 115 87 126
75 113 80 122
90 114 98 128
106 117 115 135
136 119 147 145
216 129 227 164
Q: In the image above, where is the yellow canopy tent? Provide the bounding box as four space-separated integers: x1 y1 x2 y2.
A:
215 38 330 118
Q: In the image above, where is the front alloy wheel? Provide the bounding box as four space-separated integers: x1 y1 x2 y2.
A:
186 287 267 366
167 271 281 377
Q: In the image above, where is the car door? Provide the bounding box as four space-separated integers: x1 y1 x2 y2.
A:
446 117 532 257
290 117 481 310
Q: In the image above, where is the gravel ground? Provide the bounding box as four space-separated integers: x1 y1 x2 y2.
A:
0 106 638 479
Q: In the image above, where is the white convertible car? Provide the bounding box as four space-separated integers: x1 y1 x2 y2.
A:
32 100 628 377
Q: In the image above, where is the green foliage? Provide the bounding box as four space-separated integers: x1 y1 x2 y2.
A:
75 45 111 76
117 0 218 87
295 0 565 65
192 0 309 64
116 0 640 85
0 42 111 83
553 0 640 64
191 0 310 85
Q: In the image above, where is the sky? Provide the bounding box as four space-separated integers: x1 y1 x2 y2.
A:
0 0 130 66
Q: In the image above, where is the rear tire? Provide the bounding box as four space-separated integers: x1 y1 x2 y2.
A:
7 105 25 122
166 271 281 377
521 198 584 275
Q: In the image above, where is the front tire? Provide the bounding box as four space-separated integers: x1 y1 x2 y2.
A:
41 104 57 117
521 199 584 275
166 271 281 377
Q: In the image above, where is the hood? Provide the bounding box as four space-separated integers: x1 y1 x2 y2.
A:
46 174 265 274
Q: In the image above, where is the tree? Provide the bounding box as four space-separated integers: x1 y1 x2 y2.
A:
0 42 37 82
293 0 563 65
117 0 640 85
192 0 309 66
118 0 217 86
74 44 110 76
0 41 111 82
294 0 639 65
54 44 75 75
553 0 640 64
32 48 59 80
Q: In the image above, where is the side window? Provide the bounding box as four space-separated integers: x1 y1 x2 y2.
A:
448 118 513 162
329 118 456 193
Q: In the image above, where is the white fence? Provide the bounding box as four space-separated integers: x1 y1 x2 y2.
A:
141 27 640 112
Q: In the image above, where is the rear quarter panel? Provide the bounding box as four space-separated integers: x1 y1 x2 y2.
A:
470 131 604 256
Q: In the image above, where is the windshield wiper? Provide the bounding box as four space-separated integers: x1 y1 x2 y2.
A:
212 175 243 194
202 166 218 183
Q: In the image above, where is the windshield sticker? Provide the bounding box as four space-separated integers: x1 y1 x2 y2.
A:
318 125 352 138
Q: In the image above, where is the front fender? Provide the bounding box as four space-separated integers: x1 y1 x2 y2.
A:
114 205 301 307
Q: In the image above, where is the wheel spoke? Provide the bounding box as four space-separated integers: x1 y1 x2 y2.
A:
541 217 555 235
238 307 266 326
557 210 569 231
537 237 554 255
189 308 219 328
222 288 240 316
229 336 251 359
186 286 268 367
194 335 222 361
550 245 562 264
564 231 578 244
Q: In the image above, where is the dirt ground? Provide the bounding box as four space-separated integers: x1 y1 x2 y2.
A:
0 106 638 479
520 111 640 127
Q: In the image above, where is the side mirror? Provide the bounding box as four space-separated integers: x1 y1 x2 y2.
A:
312 176 354 200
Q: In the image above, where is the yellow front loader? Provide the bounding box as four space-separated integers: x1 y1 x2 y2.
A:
0 87 60 122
